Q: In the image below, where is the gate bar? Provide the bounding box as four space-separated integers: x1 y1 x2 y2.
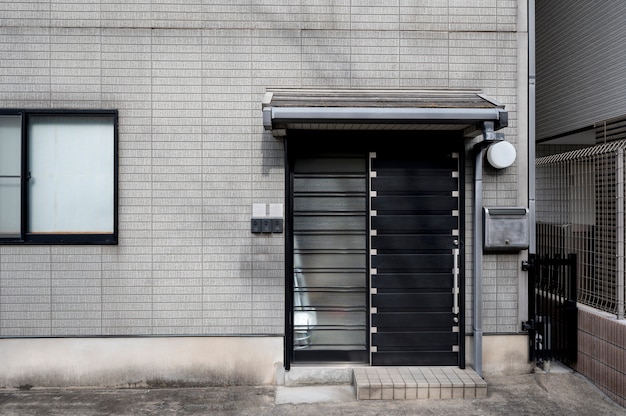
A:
618 149 625 320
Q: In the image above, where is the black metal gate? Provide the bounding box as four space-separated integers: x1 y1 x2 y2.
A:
523 253 578 366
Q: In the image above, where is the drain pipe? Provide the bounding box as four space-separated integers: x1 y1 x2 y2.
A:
473 121 503 378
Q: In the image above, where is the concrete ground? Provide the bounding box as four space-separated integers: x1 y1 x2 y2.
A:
0 366 624 416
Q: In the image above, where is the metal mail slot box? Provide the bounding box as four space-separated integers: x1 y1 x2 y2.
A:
483 207 529 251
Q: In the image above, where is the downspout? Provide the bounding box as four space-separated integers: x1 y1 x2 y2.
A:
473 121 503 378
529 0 536 257
473 143 486 378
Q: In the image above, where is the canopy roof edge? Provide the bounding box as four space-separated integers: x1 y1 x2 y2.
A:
262 88 508 138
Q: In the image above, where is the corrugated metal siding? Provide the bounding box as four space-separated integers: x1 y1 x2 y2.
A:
536 1 626 140
596 115 626 144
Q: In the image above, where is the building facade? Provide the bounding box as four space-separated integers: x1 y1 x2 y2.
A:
0 1 531 387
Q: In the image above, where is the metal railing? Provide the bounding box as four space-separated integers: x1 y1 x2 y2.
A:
536 141 626 319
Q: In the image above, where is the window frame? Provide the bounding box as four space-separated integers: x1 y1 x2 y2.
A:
0 109 118 245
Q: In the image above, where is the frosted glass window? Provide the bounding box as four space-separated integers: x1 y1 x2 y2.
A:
0 110 117 244
28 116 114 234
292 155 368 357
0 116 21 237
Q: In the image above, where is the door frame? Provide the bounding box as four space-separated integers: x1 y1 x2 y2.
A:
283 131 466 370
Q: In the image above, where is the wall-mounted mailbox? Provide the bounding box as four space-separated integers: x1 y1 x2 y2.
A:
483 207 529 251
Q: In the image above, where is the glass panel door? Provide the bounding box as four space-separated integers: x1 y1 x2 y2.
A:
292 153 369 363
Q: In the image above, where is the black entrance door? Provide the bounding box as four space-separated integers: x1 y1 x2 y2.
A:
288 133 463 366
370 148 461 366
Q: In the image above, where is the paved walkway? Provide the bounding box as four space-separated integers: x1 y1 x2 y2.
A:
1 366 624 415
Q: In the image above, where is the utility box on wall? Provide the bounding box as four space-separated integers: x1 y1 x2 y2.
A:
483 207 529 252
251 203 283 234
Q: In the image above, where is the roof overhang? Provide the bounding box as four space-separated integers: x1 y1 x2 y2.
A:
262 88 508 138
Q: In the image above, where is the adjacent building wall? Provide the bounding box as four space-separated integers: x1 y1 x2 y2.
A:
0 1 528 386
536 1 626 141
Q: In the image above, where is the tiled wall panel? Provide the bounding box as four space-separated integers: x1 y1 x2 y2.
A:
0 1 521 337
573 308 626 408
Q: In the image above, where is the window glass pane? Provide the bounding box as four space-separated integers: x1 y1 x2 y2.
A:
294 157 365 173
290 271 366 289
294 234 366 251
294 196 366 212
295 252 365 269
304 328 366 349
292 154 368 355
293 215 366 231
28 115 114 234
294 177 365 193
0 116 21 176
0 116 21 237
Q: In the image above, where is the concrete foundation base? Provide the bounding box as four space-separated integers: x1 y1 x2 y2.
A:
465 334 534 376
0 337 283 388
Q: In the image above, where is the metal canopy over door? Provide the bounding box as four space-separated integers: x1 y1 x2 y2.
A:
370 145 461 366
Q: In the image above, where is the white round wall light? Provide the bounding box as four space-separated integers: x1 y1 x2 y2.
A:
486 141 516 169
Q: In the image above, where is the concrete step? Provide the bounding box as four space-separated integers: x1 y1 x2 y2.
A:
275 385 356 404
282 366 487 401
353 366 487 400
283 366 354 387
